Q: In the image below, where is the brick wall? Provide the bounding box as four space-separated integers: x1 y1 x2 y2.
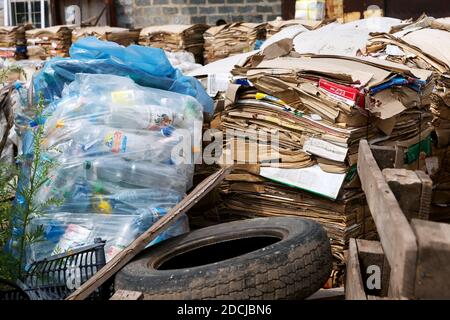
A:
115 0 282 28
115 0 135 28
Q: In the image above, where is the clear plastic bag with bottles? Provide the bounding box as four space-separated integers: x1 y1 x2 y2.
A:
27 73 203 263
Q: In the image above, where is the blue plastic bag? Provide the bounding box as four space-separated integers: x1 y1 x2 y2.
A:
33 37 213 114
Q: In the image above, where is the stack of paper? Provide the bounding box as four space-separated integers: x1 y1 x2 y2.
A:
203 23 266 64
364 15 450 148
139 24 208 64
0 26 27 60
26 26 73 59
72 26 140 46
212 41 433 282
266 19 324 38
222 44 434 173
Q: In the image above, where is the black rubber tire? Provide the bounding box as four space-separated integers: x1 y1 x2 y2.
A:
114 217 332 300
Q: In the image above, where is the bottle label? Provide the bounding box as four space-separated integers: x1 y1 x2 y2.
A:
111 90 135 105
147 111 173 130
93 195 112 214
104 131 127 153
52 224 91 255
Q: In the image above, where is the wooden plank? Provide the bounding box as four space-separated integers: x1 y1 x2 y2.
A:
370 145 397 169
345 238 367 300
357 139 418 298
110 290 143 300
382 169 432 222
106 0 117 27
381 256 391 297
306 287 345 300
394 145 405 169
411 219 450 299
382 169 423 222
367 295 395 300
66 166 233 300
356 239 390 297
281 0 296 20
415 170 432 220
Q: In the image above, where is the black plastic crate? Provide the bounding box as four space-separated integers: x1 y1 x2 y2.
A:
1 238 112 300
0 279 30 300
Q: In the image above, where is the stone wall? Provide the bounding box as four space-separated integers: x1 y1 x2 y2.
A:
115 0 282 28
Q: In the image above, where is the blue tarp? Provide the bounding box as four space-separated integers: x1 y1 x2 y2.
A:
33 37 214 114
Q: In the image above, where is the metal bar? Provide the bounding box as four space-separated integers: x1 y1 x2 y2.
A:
27 0 32 25
3 0 8 26
8 0 12 27
48 0 52 26
93 5 106 26
40 0 45 27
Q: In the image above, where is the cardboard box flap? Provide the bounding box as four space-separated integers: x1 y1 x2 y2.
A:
369 89 406 120
309 55 433 83
250 57 375 86
74 26 129 36
267 19 323 30
205 24 229 36
225 83 243 107
140 24 208 36
188 51 256 77
401 28 450 71
26 25 73 37
260 38 293 60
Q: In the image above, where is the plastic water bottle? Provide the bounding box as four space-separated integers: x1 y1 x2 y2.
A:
111 189 182 204
73 124 182 161
109 104 184 130
85 158 188 191
44 120 184 161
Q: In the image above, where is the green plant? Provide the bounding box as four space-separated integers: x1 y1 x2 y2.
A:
0 93 61 281
0 163 18 280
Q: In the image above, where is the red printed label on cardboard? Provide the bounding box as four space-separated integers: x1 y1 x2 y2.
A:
319 79 363 107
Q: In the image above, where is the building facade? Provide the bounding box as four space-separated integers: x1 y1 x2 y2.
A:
115 0 282 28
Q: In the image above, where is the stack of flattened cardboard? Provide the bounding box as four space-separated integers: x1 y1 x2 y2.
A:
72 26 140 46
266 19 324 38
363 15 450 220
293 17 401 57
0 26 27 60
364 15 450 148
203 23 266 64
212 42 434 282
139 24 208 64
26 26 73 59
